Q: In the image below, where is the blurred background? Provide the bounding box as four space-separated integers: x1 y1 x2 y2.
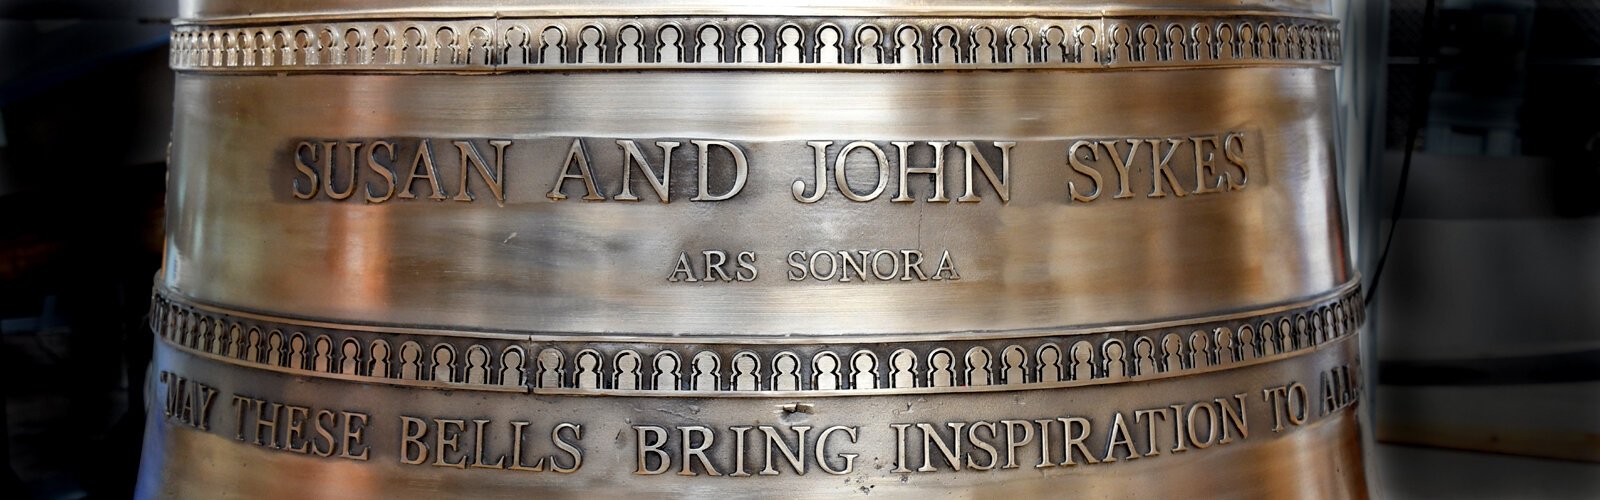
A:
0 0 1596 498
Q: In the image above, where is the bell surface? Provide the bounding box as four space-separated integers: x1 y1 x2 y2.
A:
141 0 1367 497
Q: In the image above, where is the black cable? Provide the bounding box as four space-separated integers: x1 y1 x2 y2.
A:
1367 0 1440 306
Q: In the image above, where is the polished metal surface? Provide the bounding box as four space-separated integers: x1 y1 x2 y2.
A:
141 1 1366 497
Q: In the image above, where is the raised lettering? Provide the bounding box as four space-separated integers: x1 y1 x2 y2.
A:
398 139 446 201
892 141 951 202
549 139 604 201
956 141 1013 203
453 139 511 205
614 140 679 203
690 140 748 201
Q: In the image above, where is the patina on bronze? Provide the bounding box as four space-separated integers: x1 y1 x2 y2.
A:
140 0 1365 497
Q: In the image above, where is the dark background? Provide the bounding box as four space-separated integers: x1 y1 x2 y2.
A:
0 0 1596 498
1 1 170 497
1367 2 1600 488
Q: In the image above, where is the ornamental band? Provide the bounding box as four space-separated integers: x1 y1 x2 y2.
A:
140 0 1367 497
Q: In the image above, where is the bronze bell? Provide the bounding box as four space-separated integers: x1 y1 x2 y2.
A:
141 1 1366 497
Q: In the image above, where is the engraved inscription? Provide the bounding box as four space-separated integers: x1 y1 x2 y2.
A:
632 424 860 476
888 394 1250 472
291 138 511 205
547 138 748 203
1261 382 1311 432
399 417 583 473
286 133 1257 207
784 249 959 282
227 394 372 460
159 371 219 432
662 248 962 284
668 250 758 283
1065 132 1251 203
1319 364 1360 417
794 141 1013 204
157 359 1357 477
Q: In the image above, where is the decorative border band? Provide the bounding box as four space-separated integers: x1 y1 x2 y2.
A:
169 14 1340 72
151 284 1364 397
